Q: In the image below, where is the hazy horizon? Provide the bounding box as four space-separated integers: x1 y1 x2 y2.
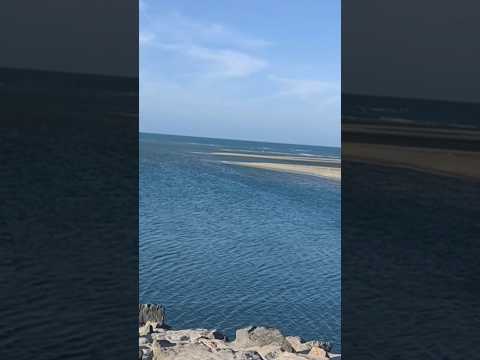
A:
140 0 340 147
140 130 341 149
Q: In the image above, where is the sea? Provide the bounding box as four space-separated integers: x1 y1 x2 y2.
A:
139 133 341 350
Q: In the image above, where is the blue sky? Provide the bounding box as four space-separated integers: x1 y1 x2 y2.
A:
140 0 340 147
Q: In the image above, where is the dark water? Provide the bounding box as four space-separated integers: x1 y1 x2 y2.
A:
1 68 138 359
342 161 480 359
140 133 341 350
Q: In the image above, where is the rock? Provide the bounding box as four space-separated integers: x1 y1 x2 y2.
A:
139 321 160 336
151 332 167 342
138 305 339 360
255 344 284 360
139 336 149 346
234 326 293 352
142 347 153 360
277 353 309 360
151 340 166 359
308 346 329 359
157 339 175 348
152 342 263 360
286 336 310 353
198 338 230 352
234 350 263 360
139 304 167 327
164 329 217 344
305 341 332 353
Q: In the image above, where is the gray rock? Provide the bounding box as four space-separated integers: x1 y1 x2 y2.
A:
153 342 263 360
138 305 339 359
233 350 263 360
286 336 310 353
157 339 175 348
139 304 167 327
164 329 218 343
142 347 153 360
234 326 293 352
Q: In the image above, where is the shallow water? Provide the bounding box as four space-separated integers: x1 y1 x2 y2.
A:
140 133 341 350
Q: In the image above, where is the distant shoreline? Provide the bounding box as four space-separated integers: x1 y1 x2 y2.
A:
140 131 340 150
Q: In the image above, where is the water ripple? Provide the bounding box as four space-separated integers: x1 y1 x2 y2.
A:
140 134 341 350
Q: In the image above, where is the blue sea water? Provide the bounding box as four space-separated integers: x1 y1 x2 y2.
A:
140 133 341 350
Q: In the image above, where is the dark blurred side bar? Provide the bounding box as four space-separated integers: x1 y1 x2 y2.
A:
0 67 138 359
342 93 480 359
343 94 480 180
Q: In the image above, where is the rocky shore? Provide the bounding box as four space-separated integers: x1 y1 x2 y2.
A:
139 304 340 360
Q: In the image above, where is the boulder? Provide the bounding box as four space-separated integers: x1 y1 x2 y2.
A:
254 344 284 360
277 353 309 360
142 347 153 360
152 342 263 360
198 338 230 352
139 336 150 346
305 341 332 353
233 326 293 352
139 304 167 327
286 336 310 353
164 329 220 344
308 346 329 359
138 305 339 360
139 321 161 336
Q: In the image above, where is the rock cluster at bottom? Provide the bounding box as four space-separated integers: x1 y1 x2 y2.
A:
138 305 340 360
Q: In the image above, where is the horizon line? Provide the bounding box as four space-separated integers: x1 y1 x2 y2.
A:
139 130 341 149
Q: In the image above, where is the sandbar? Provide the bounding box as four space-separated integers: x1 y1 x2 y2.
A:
343 142 480 180
210 151 340 164
221 161 341 181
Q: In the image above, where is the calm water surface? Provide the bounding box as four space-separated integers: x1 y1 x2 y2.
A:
140 133 341 350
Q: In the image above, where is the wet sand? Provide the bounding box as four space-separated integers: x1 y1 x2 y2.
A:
221 161 341 181
343 142 480 180
343 119 480 180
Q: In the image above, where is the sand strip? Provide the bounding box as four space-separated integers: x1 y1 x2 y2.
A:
211 152 340 163
221 161 341 181
343 142 480 180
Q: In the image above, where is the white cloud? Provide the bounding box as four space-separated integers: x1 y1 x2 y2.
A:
139 2 340 146
140 9 270 78
142 11 272 50
185 46 267 77
155 43 267 78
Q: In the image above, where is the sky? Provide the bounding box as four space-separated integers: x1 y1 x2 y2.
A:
343 0 480 104
140 0 340 147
